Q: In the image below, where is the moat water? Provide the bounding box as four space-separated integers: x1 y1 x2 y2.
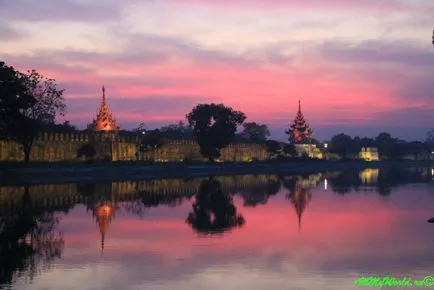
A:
0 167 433 290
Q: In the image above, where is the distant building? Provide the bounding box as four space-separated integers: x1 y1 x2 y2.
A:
286 100 322 159
359 147 379 161
294 144 323 159
89 86 120 131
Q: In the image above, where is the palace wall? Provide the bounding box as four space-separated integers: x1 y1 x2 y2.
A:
0 132 269 163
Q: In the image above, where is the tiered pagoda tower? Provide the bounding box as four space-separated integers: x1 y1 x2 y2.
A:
92 86 120 131
286 100 313 144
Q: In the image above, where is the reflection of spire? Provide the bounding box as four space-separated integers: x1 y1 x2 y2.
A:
289 182 312 232
95 204 115 253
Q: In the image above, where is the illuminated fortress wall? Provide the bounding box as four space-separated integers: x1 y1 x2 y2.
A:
0 132 269 163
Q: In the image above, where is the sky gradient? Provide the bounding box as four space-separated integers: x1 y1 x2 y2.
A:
1 0 433 140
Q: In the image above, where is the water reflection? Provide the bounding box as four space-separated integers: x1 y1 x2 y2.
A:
186 177 245 234
280 175 318 231
0 167 433 290
328 167 432 195
0 187 64 287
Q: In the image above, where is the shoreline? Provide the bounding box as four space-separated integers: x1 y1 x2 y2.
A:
0 160 431 186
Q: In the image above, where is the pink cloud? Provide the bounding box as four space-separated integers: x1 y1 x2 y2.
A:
4 36 433 137
166 0 405 11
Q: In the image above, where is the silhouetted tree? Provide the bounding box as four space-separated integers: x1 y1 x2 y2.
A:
329 133 354 158
132 122 147 134
282 144 297 157
41 120 77 132
265 140 281 158
240 122 270 141
375 132 398 159
187 177 245 234
187 104 246 162
426 129 434 151
159 121 193 137
404 141 430 160
0 61 34 138
2 68 65 163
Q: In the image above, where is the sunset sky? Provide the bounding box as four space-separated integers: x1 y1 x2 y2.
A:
1 0 433 140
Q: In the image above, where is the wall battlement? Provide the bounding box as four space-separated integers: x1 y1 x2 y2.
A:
0 131 269 163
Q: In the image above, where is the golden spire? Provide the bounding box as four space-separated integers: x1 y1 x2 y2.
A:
93 86 120 131
102 85 106 104
286 99 312 143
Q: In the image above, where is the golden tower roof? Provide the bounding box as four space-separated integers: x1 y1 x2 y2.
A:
286 99 313 144
94 86 120 131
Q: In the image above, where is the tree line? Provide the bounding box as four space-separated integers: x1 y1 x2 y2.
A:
326 132 434 160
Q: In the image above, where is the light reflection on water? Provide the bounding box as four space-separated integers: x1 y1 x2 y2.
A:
0 167 433 290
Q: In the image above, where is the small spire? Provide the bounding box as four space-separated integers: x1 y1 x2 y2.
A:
102 85 106 103
298 99 301 112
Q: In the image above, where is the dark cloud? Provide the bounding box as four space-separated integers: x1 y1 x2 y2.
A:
2 31 267 73
0 24 27 40
3 55 96 77
315 40 434 104
119 32 256 68
320 40 433 68
370 107 434 128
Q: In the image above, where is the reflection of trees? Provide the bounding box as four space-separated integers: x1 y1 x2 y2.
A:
0 187 64 287
187 177 245 234
328 171 364 195
328 167 431 196
237 179 281 207
122 194 191 218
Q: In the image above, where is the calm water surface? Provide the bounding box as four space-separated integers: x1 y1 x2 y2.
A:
1 167 433 290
